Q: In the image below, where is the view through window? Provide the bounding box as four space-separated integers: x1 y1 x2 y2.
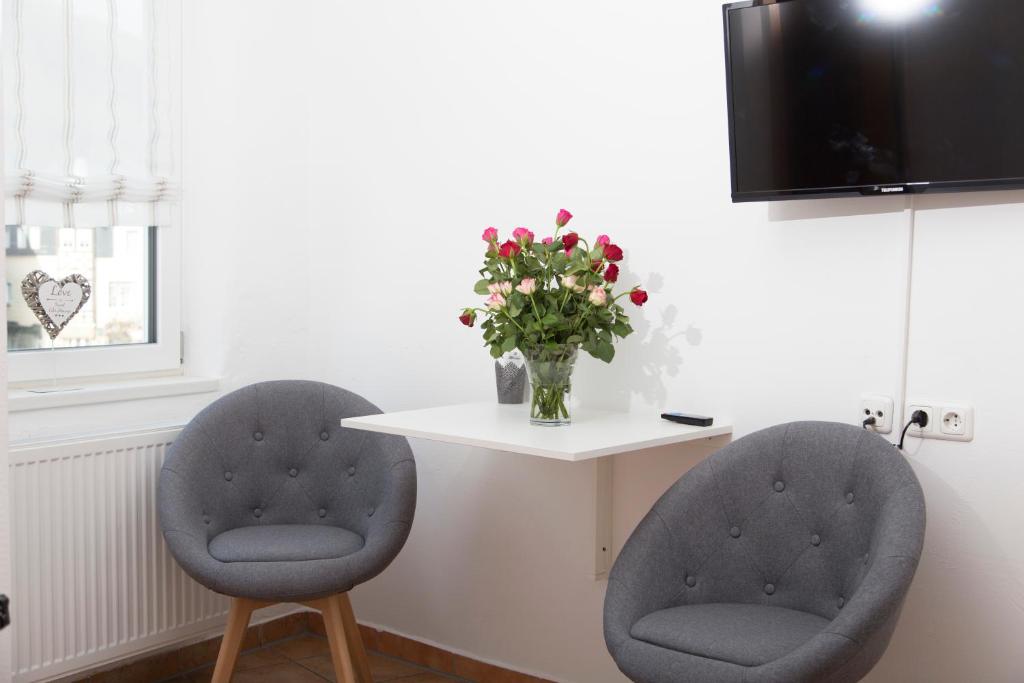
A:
6 225 156 351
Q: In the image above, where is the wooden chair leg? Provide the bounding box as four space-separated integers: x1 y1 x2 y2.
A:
337 593 373 683
309 594 358 683
211 597 265 683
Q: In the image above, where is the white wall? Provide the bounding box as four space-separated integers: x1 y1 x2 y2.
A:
301 2 965 682
179 0 315 391
876 192 1024 681
300 2 1024 681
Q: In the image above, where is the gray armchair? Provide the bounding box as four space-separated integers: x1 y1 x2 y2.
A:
159 381 416 683
604 422 925 683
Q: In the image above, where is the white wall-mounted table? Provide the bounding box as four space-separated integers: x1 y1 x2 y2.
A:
342 402 732 577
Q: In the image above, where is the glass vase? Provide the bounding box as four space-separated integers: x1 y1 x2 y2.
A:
524 346 578 426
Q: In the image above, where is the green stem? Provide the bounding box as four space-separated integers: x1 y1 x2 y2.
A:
504 312 528 335
611 285 642 304
528 293 548 344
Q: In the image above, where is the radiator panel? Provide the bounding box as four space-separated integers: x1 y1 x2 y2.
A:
9 428 231 682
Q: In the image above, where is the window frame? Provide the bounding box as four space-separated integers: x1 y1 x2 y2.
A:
7 210 182 385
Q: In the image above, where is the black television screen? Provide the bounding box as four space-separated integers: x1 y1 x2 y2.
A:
723 0 1024 202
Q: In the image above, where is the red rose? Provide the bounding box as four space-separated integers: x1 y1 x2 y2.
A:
562 232 580 251
604 264 619 283
459 311 475 327
498 240 522 259
629 288 649 306
603 243 624 262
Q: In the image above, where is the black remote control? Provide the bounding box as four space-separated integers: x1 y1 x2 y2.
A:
661 412 714 427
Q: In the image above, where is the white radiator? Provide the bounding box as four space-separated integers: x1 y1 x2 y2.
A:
8 428 231 682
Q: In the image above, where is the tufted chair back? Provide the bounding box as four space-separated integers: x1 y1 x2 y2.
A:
162 380 414 550
617 422 925 622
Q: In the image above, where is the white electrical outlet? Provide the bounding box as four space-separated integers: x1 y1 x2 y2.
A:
939 405 974 440
907 405 935 436
905 402 974 442
859 394 894 434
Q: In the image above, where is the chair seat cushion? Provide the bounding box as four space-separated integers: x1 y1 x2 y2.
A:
630 603 830 667
208 524 365 563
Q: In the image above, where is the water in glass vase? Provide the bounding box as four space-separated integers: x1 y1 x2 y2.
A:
524 346 578 426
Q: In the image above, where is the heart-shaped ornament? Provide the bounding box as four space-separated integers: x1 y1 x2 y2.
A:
21 270 92 340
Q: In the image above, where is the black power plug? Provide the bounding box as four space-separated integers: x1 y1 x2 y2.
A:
896 410 929 450
0 594 9 630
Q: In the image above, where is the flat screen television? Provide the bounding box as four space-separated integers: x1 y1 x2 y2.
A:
723 0 1024 202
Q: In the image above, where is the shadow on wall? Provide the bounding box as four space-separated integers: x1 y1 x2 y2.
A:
768 196 907 222
911 188 1024 212
767 188 1024 223
575 258 703 413
866 458 1024 681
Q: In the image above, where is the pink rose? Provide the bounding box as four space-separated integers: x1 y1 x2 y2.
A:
499 281 513 295
542 237 554 246
604 264 619 283
516 277 537 295
588 287 608 307
596 234 610 247
562 275 585 293
512 227 535 245
482 227 499 243
486 293 507 310
556 209 573 228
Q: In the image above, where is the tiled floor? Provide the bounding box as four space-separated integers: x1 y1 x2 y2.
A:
168 634 459 682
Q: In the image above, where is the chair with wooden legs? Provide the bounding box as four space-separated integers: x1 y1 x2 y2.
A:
158 381 417 682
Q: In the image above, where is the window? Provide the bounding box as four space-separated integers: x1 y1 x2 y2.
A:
7 225 156 352
4 0 182 384
6 221 180 384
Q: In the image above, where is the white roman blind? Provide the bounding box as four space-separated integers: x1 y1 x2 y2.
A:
3 0 180 229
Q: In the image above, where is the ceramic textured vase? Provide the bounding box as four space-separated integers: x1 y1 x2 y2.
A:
524 346 578 426
495 350 527 404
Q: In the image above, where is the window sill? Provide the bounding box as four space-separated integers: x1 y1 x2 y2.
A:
8 375 220 412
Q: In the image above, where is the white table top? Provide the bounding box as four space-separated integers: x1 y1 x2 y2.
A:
341 402 732 462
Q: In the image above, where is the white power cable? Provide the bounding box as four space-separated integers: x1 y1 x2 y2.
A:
896 195 917 430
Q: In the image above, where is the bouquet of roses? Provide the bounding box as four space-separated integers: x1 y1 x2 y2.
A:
459 209 648 423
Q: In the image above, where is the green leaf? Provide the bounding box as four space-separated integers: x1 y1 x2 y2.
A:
566 335 583 344
612 321 634 337
474 279 492 295
595 340 615 363
541 314 559 326
490 344 504 359
501 336 518 353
